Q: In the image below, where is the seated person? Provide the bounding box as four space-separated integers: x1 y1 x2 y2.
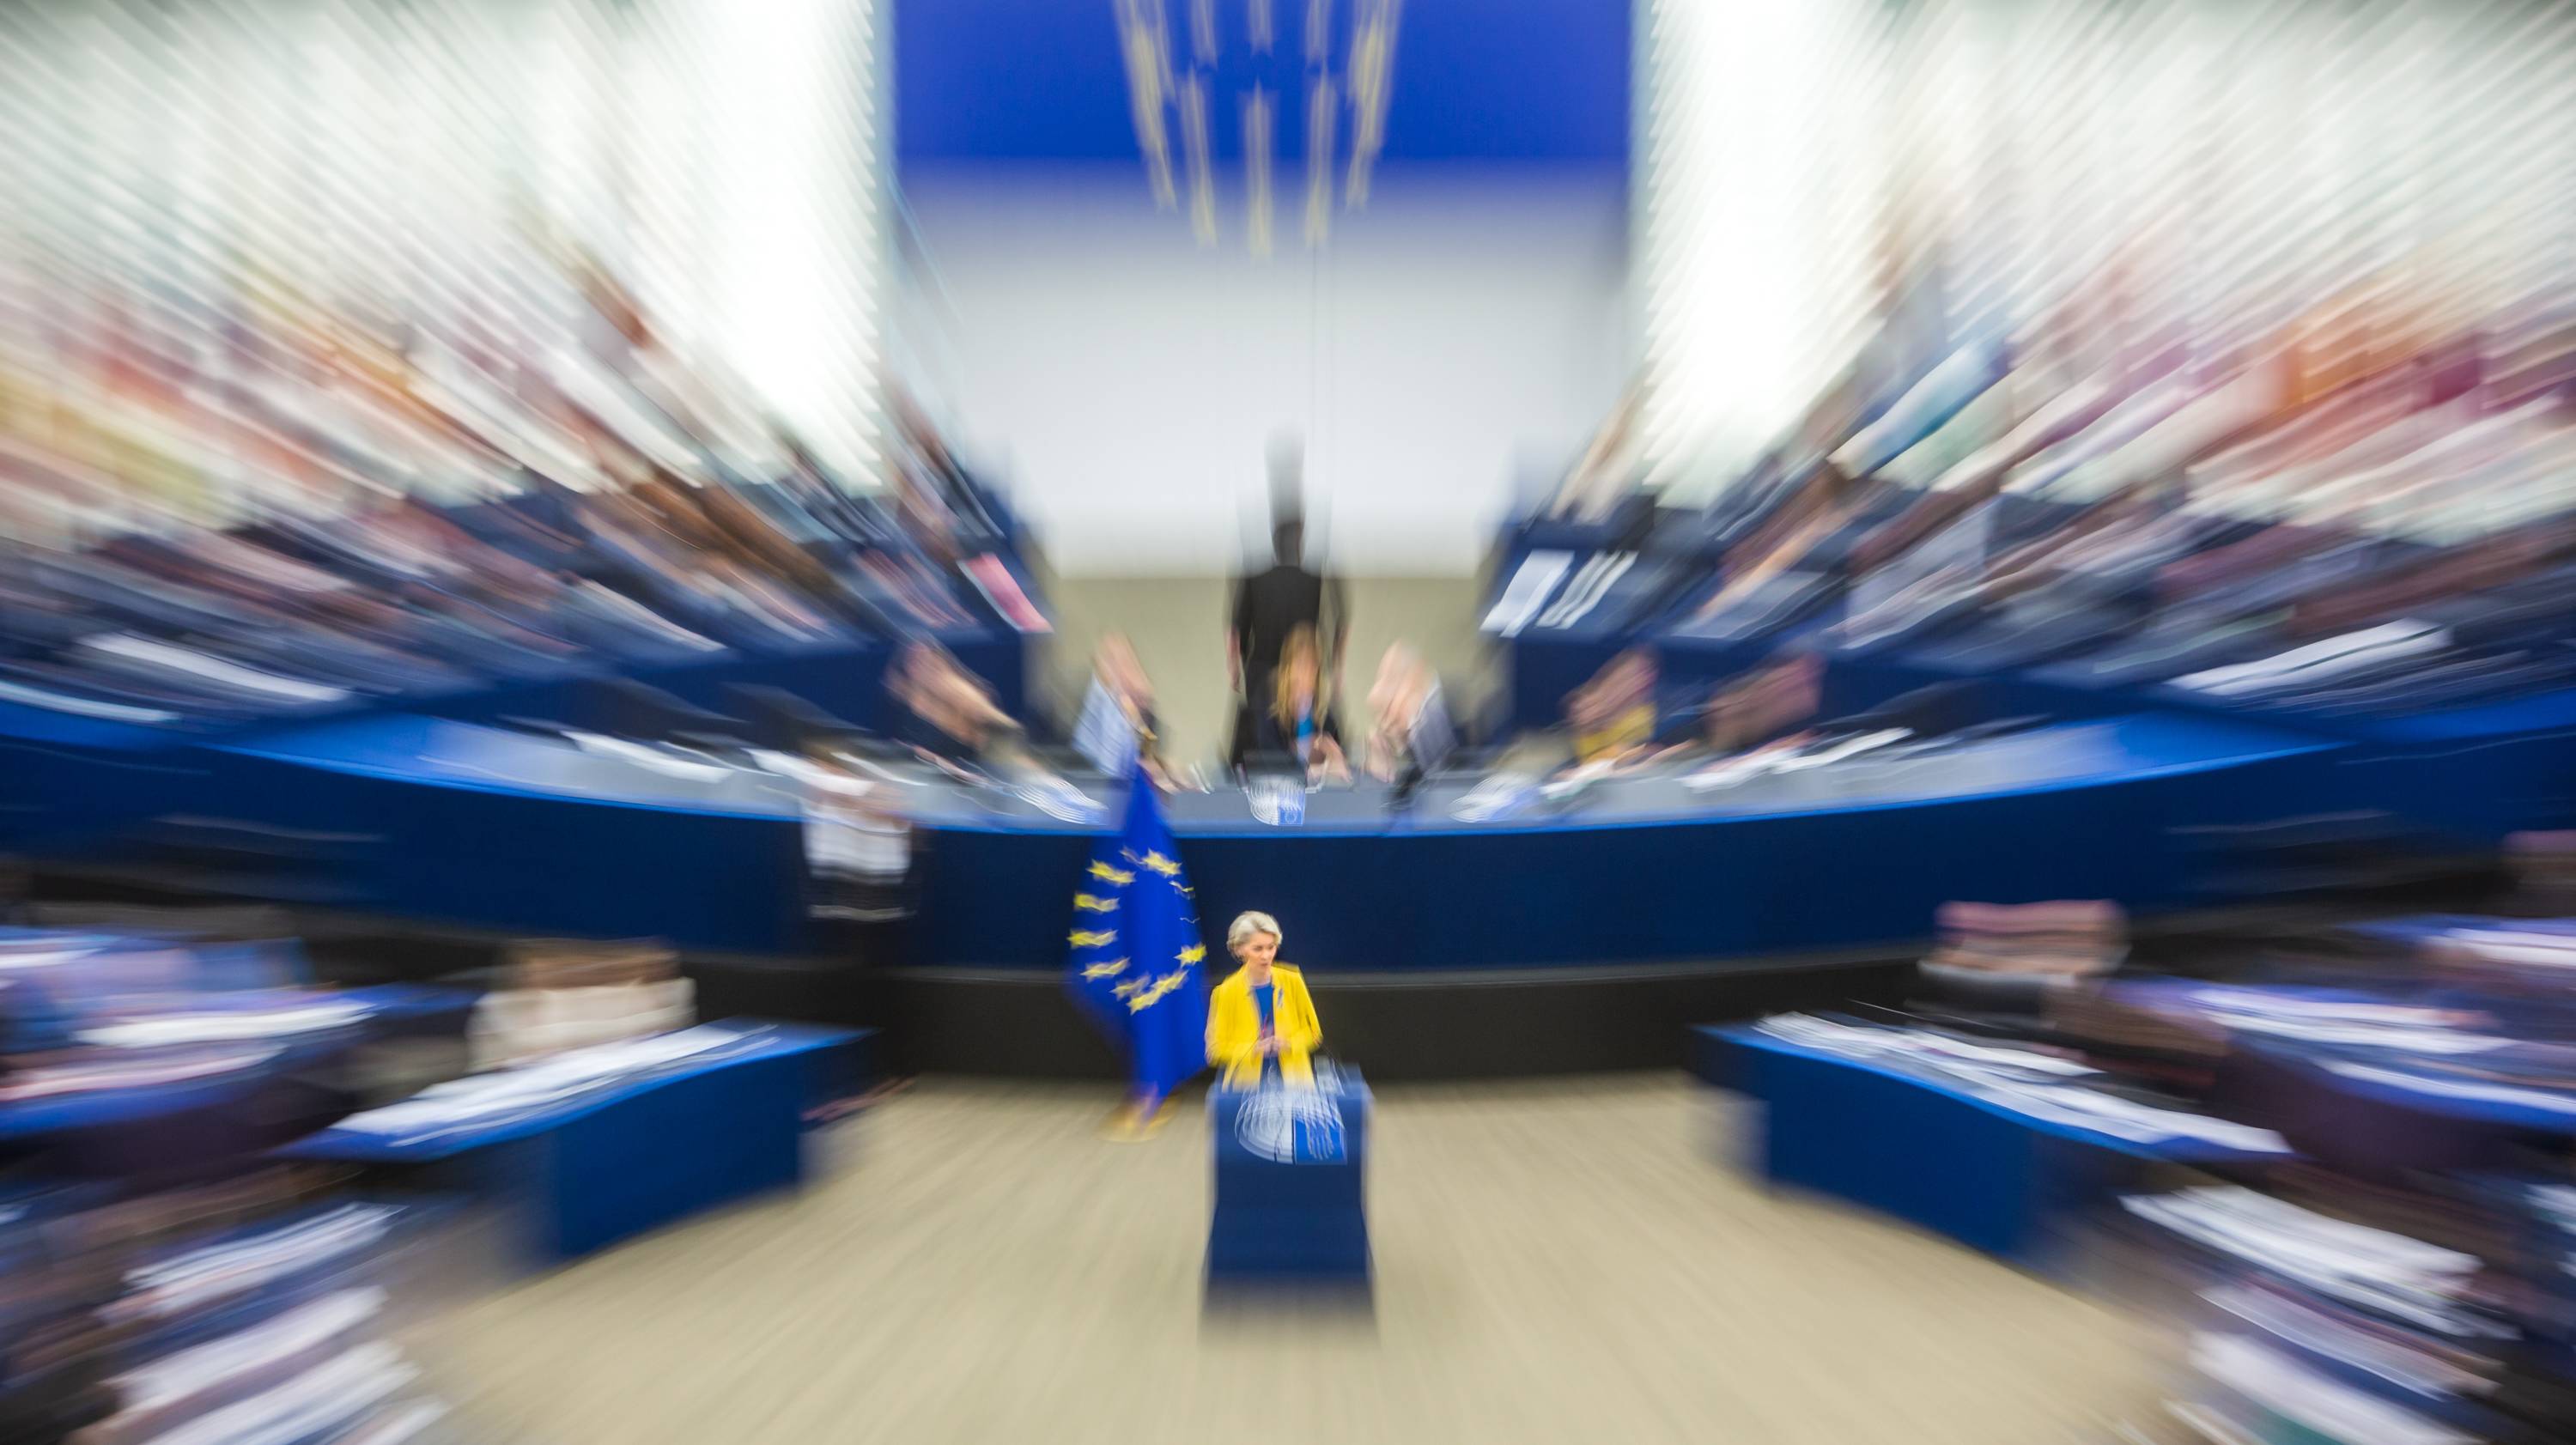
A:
1072 632 1177 788
1362 643 1455 782
1564 647 1662 768
892 642 1097 819
1637 655 1835 782
1249 626 1351 785
1697 462 1869 620
1698 654 1826 757
1207 910 1323 1087
890 641 1019 769
1683 658 1971 783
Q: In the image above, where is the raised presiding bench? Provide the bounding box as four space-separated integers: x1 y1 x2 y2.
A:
283 1021 872 1260
1696 1022 2286 1264
1207 1067 1371 1287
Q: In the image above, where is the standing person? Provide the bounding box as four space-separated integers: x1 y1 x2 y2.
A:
1227 513 1348 766
792 741 913 946
1207 911 1323 1087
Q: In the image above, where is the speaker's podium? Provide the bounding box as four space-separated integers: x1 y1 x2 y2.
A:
1206 1063 1370 1287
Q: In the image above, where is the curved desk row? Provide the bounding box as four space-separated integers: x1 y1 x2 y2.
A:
14 702 2367 966
0 629 1024 861
903 712 2343 969
1510 631 2576 840
0 676 2548 1077
15 702 2379 1075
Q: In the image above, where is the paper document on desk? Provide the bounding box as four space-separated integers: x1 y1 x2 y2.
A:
562 732 732 783
329 1025 748 1139
1538 551 1635 630
1687 752 1789 792
1768 729 1911 773
1452 774 1537 823
1482 551 1572 637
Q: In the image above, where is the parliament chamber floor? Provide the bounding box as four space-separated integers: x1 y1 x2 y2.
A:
415 1078 2153 1445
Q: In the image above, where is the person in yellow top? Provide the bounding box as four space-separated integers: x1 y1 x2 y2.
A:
1565 647 1661 766
1206 911 1323 1087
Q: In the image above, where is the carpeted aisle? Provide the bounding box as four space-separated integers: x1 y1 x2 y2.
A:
416 1077 2159 1444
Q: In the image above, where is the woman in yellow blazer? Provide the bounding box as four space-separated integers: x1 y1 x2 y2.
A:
1207 911 1322 1087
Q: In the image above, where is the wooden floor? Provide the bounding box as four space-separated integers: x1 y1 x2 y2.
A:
416 1077 2160 1445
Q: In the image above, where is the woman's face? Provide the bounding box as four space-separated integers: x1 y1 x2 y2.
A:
1703 697 1739 748
1235 932 1279 970
1612 653 1654 700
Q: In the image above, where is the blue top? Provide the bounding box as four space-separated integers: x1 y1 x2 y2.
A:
1253 981 1279 1081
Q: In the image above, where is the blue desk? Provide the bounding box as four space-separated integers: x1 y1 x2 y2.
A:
285 1023 868 1260
11 701 2345 964
0 695 221 854
2328 686 2576 839
0 630 1024 858
1699 1025 2280 1263
1207 1076 1371 1284
2218 1036 2576 1179
200 714 812 952
0 986 476 1175
11 659 2551 974
1504 626 2576 841
913 713 2345 969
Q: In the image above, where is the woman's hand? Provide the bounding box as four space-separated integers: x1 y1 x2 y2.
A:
1311 738 1353 786
1364 742 1398 783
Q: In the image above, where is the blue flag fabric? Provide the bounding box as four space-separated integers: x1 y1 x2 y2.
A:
1066 764 1211 1098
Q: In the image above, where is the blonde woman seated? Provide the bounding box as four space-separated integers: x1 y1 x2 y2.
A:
1251 626 1352 785
1207 911 1323 1087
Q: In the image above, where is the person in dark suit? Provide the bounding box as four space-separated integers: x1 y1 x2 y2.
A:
1228 514 1347 768
1229 516 1347 704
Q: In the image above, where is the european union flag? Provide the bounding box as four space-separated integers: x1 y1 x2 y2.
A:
1066 762 1210 1100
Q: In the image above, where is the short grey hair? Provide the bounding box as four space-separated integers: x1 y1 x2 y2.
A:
1226 911 1283 955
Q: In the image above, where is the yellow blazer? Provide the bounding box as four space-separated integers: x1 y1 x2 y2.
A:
1207 963 1321 1087
1573 703 1655 764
